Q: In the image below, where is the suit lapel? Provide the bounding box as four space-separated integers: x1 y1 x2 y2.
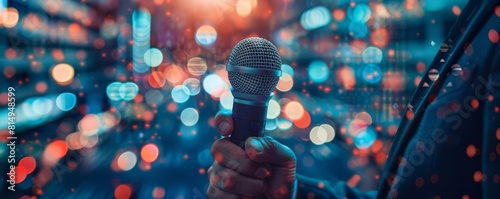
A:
377 1 497 198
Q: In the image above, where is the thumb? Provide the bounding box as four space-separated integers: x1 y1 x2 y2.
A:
245 136 296 166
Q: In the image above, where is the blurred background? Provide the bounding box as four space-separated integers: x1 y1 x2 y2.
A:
0 0 468 198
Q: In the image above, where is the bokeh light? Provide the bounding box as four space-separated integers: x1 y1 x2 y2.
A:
187 57 207 76
347 4 371 22
171 85 190 103
308 61 329 83
220 92 234 110
301 6 332 30
107 82 123 101
56 92 76 111
45 140 68 159
353 127 377 149
203 74 227 98
362 46 383 64
141 144 159 163
195 25 217 46
236 0 252 17
115 184 132 199
79 114 100 136
284 101 304 121
183 78 201 96
267 99 281 119
51 63 75 86
2 7 19 28
362 64 382 84
144 48 163 67
117 151 137 171
277 73 294 92
119 82 140 101
180 108 199 126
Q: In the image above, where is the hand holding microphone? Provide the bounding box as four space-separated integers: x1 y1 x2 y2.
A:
209 112 297 199
208 38 297 198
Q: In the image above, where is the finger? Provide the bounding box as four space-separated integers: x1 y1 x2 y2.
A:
211 138 269 179
207 184 242 199
245 136 296 167
210 162 267 197
214 110 234 136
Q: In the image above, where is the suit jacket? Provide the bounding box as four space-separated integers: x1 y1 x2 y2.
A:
296 0 500 198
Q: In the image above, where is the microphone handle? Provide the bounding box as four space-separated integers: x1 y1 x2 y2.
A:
229 101 267 148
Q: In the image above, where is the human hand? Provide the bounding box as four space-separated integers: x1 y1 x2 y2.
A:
207 111 297 199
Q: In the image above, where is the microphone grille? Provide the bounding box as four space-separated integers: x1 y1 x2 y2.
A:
228 37 282 96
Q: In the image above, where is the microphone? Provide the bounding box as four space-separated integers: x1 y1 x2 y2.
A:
226 37 282 148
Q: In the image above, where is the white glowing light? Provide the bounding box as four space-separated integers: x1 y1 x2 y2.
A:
180 108 199 126
117 151 137 171
267 100 281 119
203 74 227 98
144 48 163 67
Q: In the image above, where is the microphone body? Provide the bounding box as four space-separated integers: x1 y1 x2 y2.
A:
230 100 267 147
226 37 282 148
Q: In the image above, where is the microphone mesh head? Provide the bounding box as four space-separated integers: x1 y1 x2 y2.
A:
228 37 282 96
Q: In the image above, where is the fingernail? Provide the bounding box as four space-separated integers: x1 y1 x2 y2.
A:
219 121 230 134
255 167 269 178
250 138 263 153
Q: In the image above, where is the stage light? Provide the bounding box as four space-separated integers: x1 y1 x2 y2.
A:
203 74 227 98
195 25 217 46
362 64 382 84
51 63 75 86
56 92 77 111
267 99 281 119
300 6 331 30
117 151 137 171
308 60 329 83
171 85 190 103
180 108 199 126
187 57 208 76
144 48 163 67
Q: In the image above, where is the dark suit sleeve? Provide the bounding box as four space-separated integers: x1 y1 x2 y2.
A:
481 31 500 199
295 174 376 199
